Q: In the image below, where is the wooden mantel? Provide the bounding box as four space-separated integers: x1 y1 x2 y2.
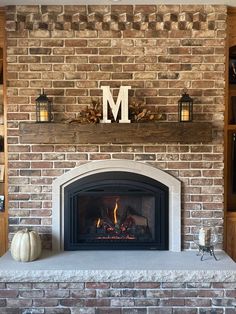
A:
19 122 213 144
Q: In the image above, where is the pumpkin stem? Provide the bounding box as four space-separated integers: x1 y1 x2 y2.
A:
24 228 28 233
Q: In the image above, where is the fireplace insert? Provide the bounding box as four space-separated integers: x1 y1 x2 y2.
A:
64 171 169 250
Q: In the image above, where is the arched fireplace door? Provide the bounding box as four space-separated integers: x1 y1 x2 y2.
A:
64 171 168 250
52 160 181 252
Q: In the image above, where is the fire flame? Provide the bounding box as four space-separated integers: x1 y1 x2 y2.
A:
113 199 119 225
96 218 101 228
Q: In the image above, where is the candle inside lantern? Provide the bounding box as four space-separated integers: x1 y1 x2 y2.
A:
181 108 190 121
40 109 48 122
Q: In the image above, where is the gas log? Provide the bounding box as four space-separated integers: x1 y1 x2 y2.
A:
94 204 151 241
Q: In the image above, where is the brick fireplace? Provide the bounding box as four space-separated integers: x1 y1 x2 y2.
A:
1 4 236 313
5 4 225 251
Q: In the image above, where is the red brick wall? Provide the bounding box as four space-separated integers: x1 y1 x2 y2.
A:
0 281 235 312
5 5 226 249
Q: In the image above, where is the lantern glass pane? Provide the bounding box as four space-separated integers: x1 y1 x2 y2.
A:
39 103 49 122
180 103 190 121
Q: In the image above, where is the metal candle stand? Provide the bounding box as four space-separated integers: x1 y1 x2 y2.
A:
197 244 218 261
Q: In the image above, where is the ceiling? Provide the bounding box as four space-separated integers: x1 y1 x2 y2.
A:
0 0 236 6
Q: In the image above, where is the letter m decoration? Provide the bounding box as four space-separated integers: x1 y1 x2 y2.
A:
100 86 131 123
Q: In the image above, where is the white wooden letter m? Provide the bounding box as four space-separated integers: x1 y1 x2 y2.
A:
101 86 131 123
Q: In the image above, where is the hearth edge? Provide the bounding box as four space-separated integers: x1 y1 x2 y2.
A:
1 270 236 283
0 268 235 283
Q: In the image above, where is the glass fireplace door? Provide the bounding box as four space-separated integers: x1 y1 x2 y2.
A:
64 172 168 250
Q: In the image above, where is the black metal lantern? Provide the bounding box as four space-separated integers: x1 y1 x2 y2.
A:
36 89 52 123
178 91 193 122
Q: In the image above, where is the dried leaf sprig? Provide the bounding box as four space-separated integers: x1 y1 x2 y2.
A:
129 101 155 122
129 102 166 122
63 99 166 124
66 100 102 124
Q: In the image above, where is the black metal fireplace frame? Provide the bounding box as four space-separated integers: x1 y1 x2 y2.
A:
64 171 169 250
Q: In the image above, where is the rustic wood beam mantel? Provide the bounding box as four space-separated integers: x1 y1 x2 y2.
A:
19 122 213 144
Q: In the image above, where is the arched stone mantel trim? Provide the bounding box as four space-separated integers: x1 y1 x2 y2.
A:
52 160 181 252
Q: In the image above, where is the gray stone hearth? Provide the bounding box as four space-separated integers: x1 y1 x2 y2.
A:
0 249 236 312
0 250 236 283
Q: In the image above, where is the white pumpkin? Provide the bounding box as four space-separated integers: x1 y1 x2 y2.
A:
11 229 42 262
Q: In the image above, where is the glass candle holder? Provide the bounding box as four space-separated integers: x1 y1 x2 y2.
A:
194 223 218 261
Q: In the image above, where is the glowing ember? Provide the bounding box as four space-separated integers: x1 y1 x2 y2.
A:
96 235 136 240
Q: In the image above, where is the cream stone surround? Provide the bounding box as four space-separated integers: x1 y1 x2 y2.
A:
52 160 181 252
